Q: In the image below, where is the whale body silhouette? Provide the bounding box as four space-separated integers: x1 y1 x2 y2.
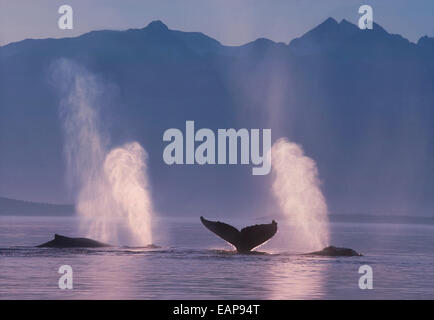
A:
307 246 362 256
36 234 111 248
200 216 278 253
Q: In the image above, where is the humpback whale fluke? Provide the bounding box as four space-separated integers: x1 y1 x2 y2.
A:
200 216 278 253
36 234 111 248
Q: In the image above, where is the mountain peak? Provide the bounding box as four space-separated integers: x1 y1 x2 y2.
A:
249 37 276 46
417 35 434 53
418 35 434 45
145 20 169 31
288 17 356 54
339 19 353 26
323 17 338 25
305 17 340 37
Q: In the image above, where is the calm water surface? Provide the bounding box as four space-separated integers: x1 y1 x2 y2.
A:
0 216 433 299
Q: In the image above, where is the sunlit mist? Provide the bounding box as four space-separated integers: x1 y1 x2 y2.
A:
271 138 329 252
56 59 153 246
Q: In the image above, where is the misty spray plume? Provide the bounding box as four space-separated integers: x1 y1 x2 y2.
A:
271 138 329 252
54 59 153 246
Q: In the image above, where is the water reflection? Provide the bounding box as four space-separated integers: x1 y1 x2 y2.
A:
72 253 138 299
266 254 328 299
2 217 434 299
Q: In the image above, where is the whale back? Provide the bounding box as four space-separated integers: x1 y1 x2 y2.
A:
36 234 111 248
307 246 362 256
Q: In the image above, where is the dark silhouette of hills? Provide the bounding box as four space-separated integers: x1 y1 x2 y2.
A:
0 19 433 217
288 18 416 57
0 197 74 216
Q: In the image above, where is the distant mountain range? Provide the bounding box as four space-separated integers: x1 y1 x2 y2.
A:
0 197 74 216
0 18 433 217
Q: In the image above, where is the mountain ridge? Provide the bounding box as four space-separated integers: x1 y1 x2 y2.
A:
0 18 433 217
0 197 74 216
1 18 433 54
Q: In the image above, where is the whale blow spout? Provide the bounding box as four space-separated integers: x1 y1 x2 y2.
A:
36 234 112 248
200 216 278 253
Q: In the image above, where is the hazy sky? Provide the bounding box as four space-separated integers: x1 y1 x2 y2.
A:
1 0 433 46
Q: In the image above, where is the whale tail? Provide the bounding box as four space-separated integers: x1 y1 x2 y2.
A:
200 216 277 253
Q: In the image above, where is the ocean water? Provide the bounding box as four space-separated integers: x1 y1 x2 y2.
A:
0 215 433 299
